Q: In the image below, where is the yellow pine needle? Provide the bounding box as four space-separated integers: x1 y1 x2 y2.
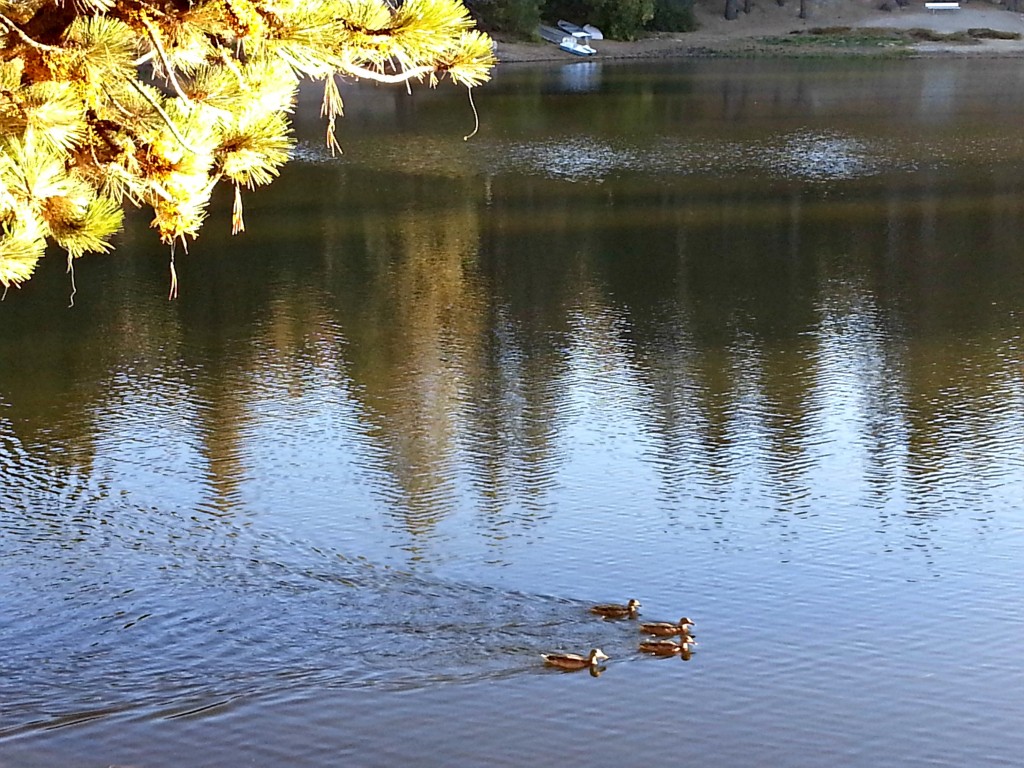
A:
463 85 478 141
232 182 245 234
168 243 178 301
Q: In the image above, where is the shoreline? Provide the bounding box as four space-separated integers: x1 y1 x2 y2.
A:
494 0 1024 62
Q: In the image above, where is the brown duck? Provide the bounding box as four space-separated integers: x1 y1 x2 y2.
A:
589 599 641 619
542 648 610 670
639 617 695 637
638 639 697 657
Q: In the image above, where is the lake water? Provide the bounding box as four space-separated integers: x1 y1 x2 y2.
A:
2 57 1024 767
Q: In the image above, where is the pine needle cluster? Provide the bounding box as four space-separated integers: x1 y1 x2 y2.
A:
0 0 495 290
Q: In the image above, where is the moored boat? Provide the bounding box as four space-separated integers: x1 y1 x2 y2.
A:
538 23 597 56
557 19 605 40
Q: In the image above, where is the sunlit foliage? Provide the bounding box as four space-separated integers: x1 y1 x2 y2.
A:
0 0 495 290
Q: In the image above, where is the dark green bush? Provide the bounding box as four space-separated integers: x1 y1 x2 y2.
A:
650 0 698 32
967 27 1020 40
468 0 542 38
591 0 656 39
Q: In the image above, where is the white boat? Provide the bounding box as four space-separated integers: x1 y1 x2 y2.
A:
538 23 597 56
557 19 604 40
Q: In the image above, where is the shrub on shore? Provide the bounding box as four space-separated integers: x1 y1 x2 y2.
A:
651 0 699 32
472 0 692 40
469 0 543 37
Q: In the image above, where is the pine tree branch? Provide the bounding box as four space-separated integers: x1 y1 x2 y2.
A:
336 62 435 84
122 76 196 153
0 13 61 51
2 0 496 294
139 16 193 104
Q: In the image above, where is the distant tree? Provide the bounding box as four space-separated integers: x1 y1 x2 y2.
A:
0 0 494 292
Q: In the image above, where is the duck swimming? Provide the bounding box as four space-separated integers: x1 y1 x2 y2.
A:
638 639 697 657
589 599 641 619
542 648 610 670
639 617 695 637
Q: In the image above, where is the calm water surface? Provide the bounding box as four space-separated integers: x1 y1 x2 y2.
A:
2 58 1024 767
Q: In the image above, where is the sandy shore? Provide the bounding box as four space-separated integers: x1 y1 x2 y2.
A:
495 0 1024 62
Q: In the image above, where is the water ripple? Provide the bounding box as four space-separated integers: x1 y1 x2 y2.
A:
0 502 652 738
